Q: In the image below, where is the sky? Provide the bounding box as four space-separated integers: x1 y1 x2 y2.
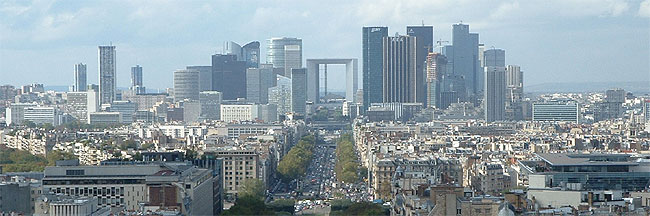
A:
1 0 649 91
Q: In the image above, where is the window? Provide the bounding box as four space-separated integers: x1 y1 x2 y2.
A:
66 170 85 176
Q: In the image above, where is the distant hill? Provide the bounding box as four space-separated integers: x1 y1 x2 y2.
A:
525 81 650 94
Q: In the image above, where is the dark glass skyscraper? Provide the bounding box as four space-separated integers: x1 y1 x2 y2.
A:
242 41 260 68
362 27 388 110
211 54 247 100
407 25 433 106
131 65 145 94
451 23 480 99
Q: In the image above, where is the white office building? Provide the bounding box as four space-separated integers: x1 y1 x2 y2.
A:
532 101 580 123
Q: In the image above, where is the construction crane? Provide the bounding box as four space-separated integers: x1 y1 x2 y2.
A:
434 39 450 53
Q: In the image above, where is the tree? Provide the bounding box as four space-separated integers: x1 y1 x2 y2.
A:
267 199 295 213
23 120 36 128
335 134 359 183
330 200 387 216
239 178 266 201
120 139 138 150
184 149 198 160
277 135 316 182
222 195 274 216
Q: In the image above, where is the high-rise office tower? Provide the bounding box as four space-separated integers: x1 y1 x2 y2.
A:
643 100 650 122
291 68 307 115
173 69 200 102
383 34 417 103
505 65 523 121
478 44 485 67
505 65 523 102
451 23 480 98
73 63 87 92
246 64 275 104
269 74 292 116
130 65 145 94
199 91 222 120
267 37 302 77
425 53 447 108
596 88 626 120
186 66 213 91
407 25 434 106
211 54 247 100
98 45 116 104
484 66 506 122
362 27 388 110
224 41 242 59
484 48 505 67
242 41 260 68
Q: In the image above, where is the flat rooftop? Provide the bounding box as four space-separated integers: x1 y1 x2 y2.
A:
537 153 638 166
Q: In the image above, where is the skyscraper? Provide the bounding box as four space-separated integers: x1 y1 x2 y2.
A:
73 63 87 92
131 65 145 94
505 65 523 102
211 54 247 100
291 68 307 115
223 41 242 59
484 48 505 67
383 34 417 103
173 69 200 102
186 66 213 92
407 25 434 106
199 91 222 120
98 45 116 104
484 66 506 122
269 74 292 116
242 41 260 68
246 64 275 104
451 23 480 98
425 53 447 108
362 27 388 110
267 37 302 77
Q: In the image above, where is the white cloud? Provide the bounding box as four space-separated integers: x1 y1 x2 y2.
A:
640 0 650 17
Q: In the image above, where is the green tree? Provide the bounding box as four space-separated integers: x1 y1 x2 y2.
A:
184 149 198 160
277 135 316 182
335 134 359 183
222 195 274 216
239 178 266 201
23 120 36 128
267 199 295 213
337 202 388 216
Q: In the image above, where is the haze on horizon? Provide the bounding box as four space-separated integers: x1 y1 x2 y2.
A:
1 0 649 90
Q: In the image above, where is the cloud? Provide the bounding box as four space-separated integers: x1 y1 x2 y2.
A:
640 0 650 17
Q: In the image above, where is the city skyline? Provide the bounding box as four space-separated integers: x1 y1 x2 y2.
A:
0 0 649 91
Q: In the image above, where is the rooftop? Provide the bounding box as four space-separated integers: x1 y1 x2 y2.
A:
537 153 637 166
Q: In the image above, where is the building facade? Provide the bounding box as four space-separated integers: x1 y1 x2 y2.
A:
98 45 116 104
532 101 579 123
484 66 506 122
173 69 200 102
211 54 247 100
383 34 417 103
291 68 307 115
130 65 145 94
266 37 302 77
362 26 388 110
74 63 87 92
406 25 434 106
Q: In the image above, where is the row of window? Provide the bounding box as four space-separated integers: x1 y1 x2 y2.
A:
50 186 125 196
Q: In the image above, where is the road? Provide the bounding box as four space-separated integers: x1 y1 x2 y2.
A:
270 130 372 214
